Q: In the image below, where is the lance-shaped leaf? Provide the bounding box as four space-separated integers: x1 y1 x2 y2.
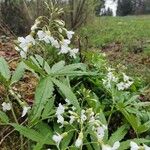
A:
0 57 10 80
11 61 25 84
52 78 81 112
30 77 54 123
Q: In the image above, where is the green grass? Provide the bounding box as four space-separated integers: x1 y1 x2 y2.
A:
79 15 150 54
78 15 150 86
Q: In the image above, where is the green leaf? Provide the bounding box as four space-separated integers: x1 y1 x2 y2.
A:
11 62 25 84
34 55 51 74
60 125 75 149
33 121 54 149
42 97 54 119
30 77 54 124
52 78 81 112
11 123 46 142
51 61 65 73
0 110 9 123
108 125 129 145
0 57 10 80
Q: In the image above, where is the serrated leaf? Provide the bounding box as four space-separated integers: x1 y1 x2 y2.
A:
51 61 65 73
30 77 54 123
108 125 129 145
52 78 80 112
11 123 45 142
42 97 54 119
0 57 10 80
34 55 51 74
11 62 25 84
60 125 75 149
0 110 9 123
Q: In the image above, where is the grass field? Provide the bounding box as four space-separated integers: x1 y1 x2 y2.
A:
79 15 150 85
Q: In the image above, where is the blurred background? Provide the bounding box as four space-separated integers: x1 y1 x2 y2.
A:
1 0 150 35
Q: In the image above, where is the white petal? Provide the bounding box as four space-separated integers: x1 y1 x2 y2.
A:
130 141 139 150
102 144 112 150
21 106 31 117
144 144 150 150
2 102 12 112
112 141 120 150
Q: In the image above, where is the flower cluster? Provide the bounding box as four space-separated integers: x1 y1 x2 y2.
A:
103 68 133 91
15 35 35 58
52 102 109 149
15 17 79 59
116 73 133 91
1 102 30 117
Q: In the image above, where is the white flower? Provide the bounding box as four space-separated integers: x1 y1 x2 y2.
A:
37 30 59 48
144 144 150 150
50 38 60 49
69 115 75 124
61 39 71 46
56 103 65 116
107 72 118 83
81 109 87 122
21 106 31 117
102 141 120 150
16 35 35 58
65 98 71 105
117 82 126 91
60 45 71 54
117 81 133 91
69 48 79 58
52 133 63 146
2 102 12 112
37 30 46 40
96 125 107 140
130 141 139 150
66 31 74 40
57 115 64 126
123 73 130 82
75 132 83 148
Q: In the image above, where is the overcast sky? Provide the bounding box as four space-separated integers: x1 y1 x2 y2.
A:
104 0 118 16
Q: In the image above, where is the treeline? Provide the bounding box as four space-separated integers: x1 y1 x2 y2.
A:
0 0 98 35
117 0 150 16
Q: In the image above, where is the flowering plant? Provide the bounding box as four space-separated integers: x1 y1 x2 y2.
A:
0 3 150 150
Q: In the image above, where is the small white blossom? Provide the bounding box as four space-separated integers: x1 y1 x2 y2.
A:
21 106 31 117
69 115 75 124
102 141 120 150
69 48 79 58
130 141 139 150
56 103 65 116
96 125 107 141
52 133 63 146
60 44 71 54
123 73 130 82
107 72 118 83
117 82 125 91
81 109 87 122
61 39 71 46
66 31 74 40
144 144 150 150
2 102 12 112
65 98 71 105
57 115 64 127
75 132 83 148
16 35 35 58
